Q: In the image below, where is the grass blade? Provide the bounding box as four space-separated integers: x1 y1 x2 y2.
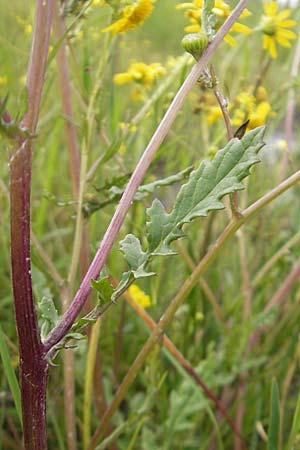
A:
268 378 280 450
285 394 300 450
0 324 22 425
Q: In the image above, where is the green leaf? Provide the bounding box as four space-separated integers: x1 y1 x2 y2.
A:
111 271 132 303
285 394 300 450
268 378 280 450
137 167 193 198
84 167 192 216
147 127 265 255
117 127 265 302
119 234 153 278
38 296 59 340
91 277 114 303
0 324 22 426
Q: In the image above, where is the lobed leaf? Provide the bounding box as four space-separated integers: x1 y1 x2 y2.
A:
116 127 265 302
147 127 265 255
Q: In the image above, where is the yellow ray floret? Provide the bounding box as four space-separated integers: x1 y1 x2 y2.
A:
102 0 155 34
176 0 251 46
260 1 296 58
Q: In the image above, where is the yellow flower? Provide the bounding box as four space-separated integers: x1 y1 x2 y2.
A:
206 106 222 124
114 62 166 87
231 87 274 130
128 285 151 309
248 101 271 128
24 24 32 34
0 76 7 85
102 0 155 34
176 0 251 46
16 16 33 35
260 1 296 58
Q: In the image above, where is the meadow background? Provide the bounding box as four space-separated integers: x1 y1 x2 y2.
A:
1 0 300 449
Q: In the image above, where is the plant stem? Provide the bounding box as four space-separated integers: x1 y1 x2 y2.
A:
176 241 226 325
9 1 55 449
252 230 300 287
83 319 102 449
86 166 300 450
44 0 251 353
54 5 80 199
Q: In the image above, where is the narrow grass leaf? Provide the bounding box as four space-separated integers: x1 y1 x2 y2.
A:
268 378 280 450
0 324 22 425
285 394 300 450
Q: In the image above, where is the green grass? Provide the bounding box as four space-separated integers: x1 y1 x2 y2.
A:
1 1 300 449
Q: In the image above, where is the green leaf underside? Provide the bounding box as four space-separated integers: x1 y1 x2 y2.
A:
115 127 265 300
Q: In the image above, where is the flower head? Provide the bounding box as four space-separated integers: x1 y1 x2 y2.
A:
231 86 274 130
114 61 166 87
260 1 296 58
128 285 151 309
176 0 251 46
102 0 155 34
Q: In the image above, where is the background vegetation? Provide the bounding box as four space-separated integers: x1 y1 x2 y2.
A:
1 0 300 449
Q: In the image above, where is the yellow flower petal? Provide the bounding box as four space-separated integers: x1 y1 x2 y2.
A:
231 22 251 35
279 20 296 28
264 1 278 17
268 36 277 58
184 23 201 32
224 33 236 47
276 10 293 21
277 28 296 40
276 34 292 48
114 73 133 84
102 0 154 34
128 285 151 309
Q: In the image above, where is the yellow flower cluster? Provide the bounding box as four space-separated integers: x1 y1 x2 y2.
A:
114 61 166 101
231 86 274 130
176 0 251 46
198 86 274 130
114 61 166 86
102 0 155 34
128 284 151 309
260 1 296 59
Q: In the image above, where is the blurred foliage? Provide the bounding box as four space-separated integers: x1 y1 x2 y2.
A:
1 0 300 449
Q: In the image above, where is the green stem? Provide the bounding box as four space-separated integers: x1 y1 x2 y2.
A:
67 34 110 288
83 320 102 449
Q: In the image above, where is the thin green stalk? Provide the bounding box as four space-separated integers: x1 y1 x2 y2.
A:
125 417 146 450
0 324 22 426
83 319 102 449
87 167 300 450
252 229 300 287
176 241 226 325
67 33 110 288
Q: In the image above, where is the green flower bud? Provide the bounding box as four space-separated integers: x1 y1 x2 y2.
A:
181 32 209 60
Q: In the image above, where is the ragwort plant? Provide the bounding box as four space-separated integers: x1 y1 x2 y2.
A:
1 0 300 449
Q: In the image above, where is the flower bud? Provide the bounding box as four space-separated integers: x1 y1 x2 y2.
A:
181 32 209 60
